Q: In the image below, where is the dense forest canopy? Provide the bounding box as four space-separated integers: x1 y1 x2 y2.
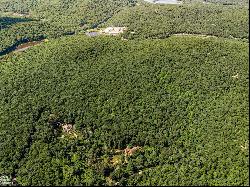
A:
0 0 248 55
0 0 138 55
106 4 249 40
0 35 248 186
203 0 249 5
0 0 249 186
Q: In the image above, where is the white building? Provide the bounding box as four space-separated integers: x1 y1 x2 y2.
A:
102 27 127 36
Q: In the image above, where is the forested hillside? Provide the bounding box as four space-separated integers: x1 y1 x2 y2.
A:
203 0 248 5
0 35 248 186
1 0 248 55
1 0 249 55
0 0 137 55
0 0 137 27
0 0 249 186
183 0 248 5
106 4 249 40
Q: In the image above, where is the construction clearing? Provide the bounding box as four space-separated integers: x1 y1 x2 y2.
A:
86 27 127 37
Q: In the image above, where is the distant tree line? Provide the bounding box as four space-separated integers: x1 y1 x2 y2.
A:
106 3 249 40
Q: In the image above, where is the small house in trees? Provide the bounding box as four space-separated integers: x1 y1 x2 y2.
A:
62 123 73 133
102 27 127 36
